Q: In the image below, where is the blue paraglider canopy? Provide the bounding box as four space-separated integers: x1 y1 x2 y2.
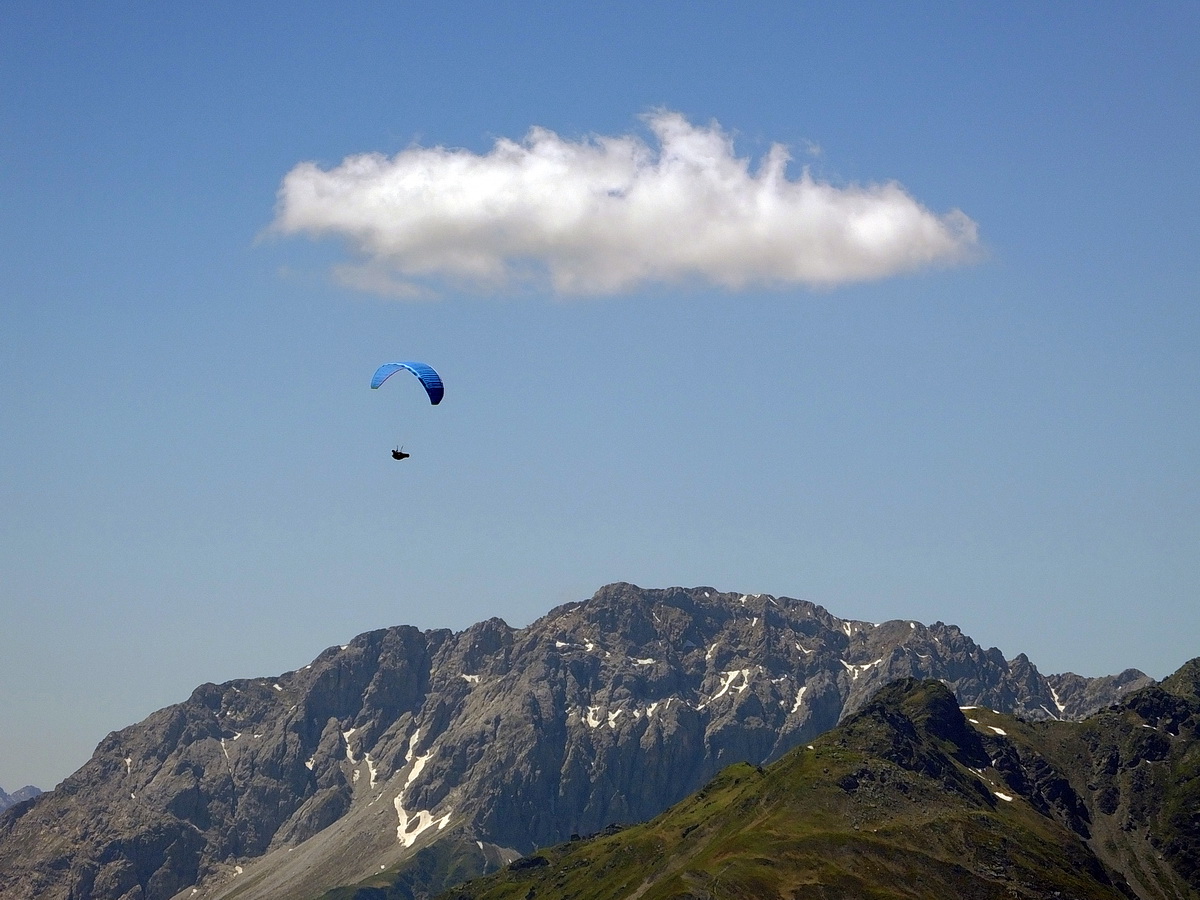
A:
370 361 444 405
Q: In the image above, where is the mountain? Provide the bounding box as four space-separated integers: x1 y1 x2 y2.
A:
0 785 40 814
439 668 1200 900
0 583 1153 900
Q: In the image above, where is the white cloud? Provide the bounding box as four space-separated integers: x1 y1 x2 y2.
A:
271 111 978 297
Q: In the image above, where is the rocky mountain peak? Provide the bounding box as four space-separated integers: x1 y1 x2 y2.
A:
0 785 40 815
1161 656 1200 703
0 583 1156 900
445 665 1200 900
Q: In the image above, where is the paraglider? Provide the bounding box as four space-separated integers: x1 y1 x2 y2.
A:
370 361 444 404
371 361 443 460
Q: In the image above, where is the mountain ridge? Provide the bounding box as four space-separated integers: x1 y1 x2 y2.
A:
0 583 1155 900
436 671 1200 900
0 786 40 815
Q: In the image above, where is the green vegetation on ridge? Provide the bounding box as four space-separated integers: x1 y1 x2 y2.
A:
426 672 1200 900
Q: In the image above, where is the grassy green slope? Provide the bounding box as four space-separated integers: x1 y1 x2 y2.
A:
439 680 1132 900
322 662 1200 900
1005 662 1200 900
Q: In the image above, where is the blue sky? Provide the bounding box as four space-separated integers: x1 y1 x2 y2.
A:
3 2 1197 791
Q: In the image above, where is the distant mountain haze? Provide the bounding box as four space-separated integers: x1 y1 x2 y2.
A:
0 583 1158 900
0 785 40 814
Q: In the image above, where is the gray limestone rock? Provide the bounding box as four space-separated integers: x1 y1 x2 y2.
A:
0 583 1153 900
0 785 40 814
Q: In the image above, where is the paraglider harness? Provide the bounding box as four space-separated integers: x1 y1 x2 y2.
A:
391 447 410 460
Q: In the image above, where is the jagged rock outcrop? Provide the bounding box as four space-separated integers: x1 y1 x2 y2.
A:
0 583 1154 900
444 669 1200 900
0 786 39 814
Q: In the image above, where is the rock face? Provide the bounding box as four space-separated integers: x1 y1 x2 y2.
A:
0 786 40 814
446 669 1200 900
0 583 1153 900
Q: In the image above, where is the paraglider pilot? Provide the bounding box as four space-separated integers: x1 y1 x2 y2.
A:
372 361 442 462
